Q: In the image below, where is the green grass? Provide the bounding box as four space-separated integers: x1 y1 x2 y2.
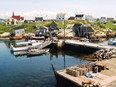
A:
0 23 16 34
0 20 116 34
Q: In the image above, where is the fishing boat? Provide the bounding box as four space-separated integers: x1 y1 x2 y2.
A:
27 48 49 56
10 35 24 40
108 38 116 45
15 40 42 46
13 51 27 56
11 45 29 52
0 32 10 38
30 36 45 40
11 40 43 52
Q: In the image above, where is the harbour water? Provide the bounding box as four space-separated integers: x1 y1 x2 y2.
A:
0 40 90 87
0 37 115 87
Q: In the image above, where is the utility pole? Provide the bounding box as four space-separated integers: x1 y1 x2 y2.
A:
64 20 65 41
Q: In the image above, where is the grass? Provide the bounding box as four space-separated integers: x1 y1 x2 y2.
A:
0 20 116 34
0 23 16 34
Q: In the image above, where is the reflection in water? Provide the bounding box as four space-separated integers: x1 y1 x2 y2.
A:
12 51 27 56
3 39 26 48
0 40 90 87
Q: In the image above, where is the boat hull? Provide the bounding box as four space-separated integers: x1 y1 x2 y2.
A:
11 45 29 52
30 36 45 40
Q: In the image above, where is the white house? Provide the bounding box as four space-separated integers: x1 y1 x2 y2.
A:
0 19 4 22
85 15 97 22
13 26 25 35
4 12 24 25
99 17 107 23
4 17 18 25
35 17 43 22
56 13 66 21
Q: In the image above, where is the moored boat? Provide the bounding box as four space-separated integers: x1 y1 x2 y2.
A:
30 36 45 40
15 40 42 46
10 35 24 40
11 45 29 52
0 32 10 38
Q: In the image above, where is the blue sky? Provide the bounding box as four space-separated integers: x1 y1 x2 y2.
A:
0 0 116 19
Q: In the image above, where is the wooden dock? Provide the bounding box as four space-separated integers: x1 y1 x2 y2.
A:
55 58 116 87
65 40 116 50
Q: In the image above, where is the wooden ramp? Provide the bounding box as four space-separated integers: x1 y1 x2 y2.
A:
65 40 116 49
39 40 52 49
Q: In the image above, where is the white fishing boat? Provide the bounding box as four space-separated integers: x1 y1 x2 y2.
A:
30 36 45 40
11 45 29 52
108 38 116 45
15 40 42 46
15 41 32 46
27 48 49 56
11 40 43 52
13 51 27 56
11 39 52 52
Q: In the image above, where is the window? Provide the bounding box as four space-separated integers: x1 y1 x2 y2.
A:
17 31 19 34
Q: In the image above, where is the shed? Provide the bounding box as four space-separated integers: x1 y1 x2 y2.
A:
73 23 94 37
48 21 59 31
37 26 49 35
13 26 25 35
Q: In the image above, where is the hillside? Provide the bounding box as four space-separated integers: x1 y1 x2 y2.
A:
0 20 116 34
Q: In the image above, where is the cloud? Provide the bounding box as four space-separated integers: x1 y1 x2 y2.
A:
0 10 72 20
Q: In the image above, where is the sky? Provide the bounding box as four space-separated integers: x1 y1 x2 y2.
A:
0 0 116 19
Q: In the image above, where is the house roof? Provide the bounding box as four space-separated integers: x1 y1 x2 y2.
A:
81 26 94 32
57 13 66 16
13 26 24 30
73 23 82 28
12 16 24 20
68 16 75 20
73 24 94 37
12 12 24 20
47 21 59 31
75 14 84 18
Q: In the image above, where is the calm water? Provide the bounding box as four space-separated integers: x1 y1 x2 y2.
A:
0 40 89 87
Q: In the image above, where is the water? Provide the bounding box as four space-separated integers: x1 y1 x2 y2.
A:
0 41 89 87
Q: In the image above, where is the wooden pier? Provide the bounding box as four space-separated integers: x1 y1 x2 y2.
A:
65 40 116 50
55 58 116 87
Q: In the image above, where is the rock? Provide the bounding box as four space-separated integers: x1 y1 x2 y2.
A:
93 48 116 60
